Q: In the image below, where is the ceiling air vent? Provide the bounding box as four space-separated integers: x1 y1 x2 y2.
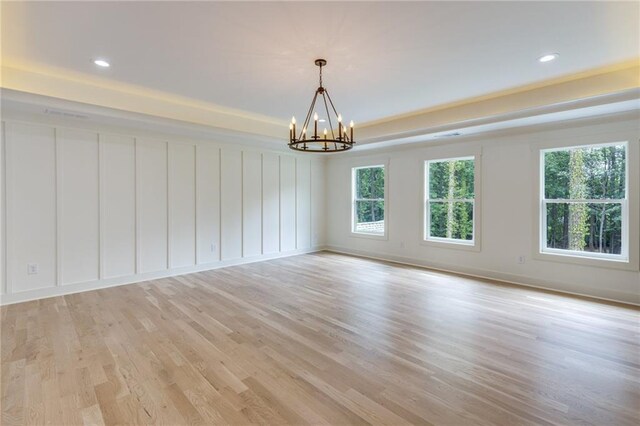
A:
436 132 462 138
44 108 89 120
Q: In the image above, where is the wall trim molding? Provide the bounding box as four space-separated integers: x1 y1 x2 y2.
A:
0 247 325 306
357 64 640 141
3 63 638 154
335 109 640 157
1 65 284 138
324 246 640 307
0 89 290 153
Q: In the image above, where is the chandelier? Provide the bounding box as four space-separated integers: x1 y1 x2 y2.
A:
288 59 354 153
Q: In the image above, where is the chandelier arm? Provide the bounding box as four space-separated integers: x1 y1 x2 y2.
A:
323 89 340 118
321 91 336 140
299 90 319 140
323 89 350 142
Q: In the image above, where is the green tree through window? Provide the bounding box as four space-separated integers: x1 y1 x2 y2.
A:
542 143 626 258
426 157 475 242
353 166 385 234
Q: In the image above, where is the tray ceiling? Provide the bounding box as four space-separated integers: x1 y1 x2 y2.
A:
2 1 639 125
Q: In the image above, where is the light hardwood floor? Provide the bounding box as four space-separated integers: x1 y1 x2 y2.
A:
2 252 639 425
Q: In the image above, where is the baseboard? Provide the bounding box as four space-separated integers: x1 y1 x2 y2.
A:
4 245 636 307
324 245 640 307
0 247 325 306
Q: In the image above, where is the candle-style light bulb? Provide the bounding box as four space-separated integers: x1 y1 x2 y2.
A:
323 128 328 139
349 120 354 141
313 113 318 139
291 117 296 138
289 123 293 140
291 116 296 124
302 127 307 138
338 114 343 139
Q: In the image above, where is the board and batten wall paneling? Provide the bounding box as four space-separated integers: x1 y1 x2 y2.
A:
262 152 280 254
58 128 99 286
243 151 262 257
296 156 311 249
1 118 325 305
196 145 220 264
0 122 5 295
169 143 196 268
136 138 168 273
280 155 297 252
311 160 326 246
220 148 243 261
99 133 136 279
6 122 57 292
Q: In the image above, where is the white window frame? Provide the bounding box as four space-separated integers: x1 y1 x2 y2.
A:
424 156 478 248
351 164 388 239
539 141 629 262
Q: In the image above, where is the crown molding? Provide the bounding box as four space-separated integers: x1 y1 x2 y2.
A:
360 60 640 127
356 63 640 144
2 60 638 152
0 88 294 153
332 110 640 159
1 60 287 138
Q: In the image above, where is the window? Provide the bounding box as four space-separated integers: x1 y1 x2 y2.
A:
425 157 475 244
541 142 627 261
352 165 385 235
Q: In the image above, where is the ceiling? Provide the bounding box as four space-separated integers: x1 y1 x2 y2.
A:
3 1 638 126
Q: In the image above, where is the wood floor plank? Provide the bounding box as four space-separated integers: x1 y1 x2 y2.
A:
2 252 639 425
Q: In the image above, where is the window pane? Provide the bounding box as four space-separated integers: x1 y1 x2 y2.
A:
373 200 385 222
371 167 385 199
545 202 622 255
355 166 384 200
353 166 385 234
429 201 473 240
355 200 384 234
355 168 371 199
454 159 474 199
545 145 626 200
429 159 474 199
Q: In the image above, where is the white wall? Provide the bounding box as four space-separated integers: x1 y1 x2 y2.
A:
3 114 637 306
326 116 640 305
1 119 326 304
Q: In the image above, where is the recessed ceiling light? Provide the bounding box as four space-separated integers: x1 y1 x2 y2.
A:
538 53 559 63
319 119 326 123
93 59 110 67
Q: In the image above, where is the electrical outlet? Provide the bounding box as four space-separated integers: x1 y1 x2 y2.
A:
27 263 39 275
517 255 526 264
211 243 217 252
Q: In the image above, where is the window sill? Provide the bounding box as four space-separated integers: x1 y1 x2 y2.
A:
533 250 638 271
350 232 388 241
421 238 480 252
